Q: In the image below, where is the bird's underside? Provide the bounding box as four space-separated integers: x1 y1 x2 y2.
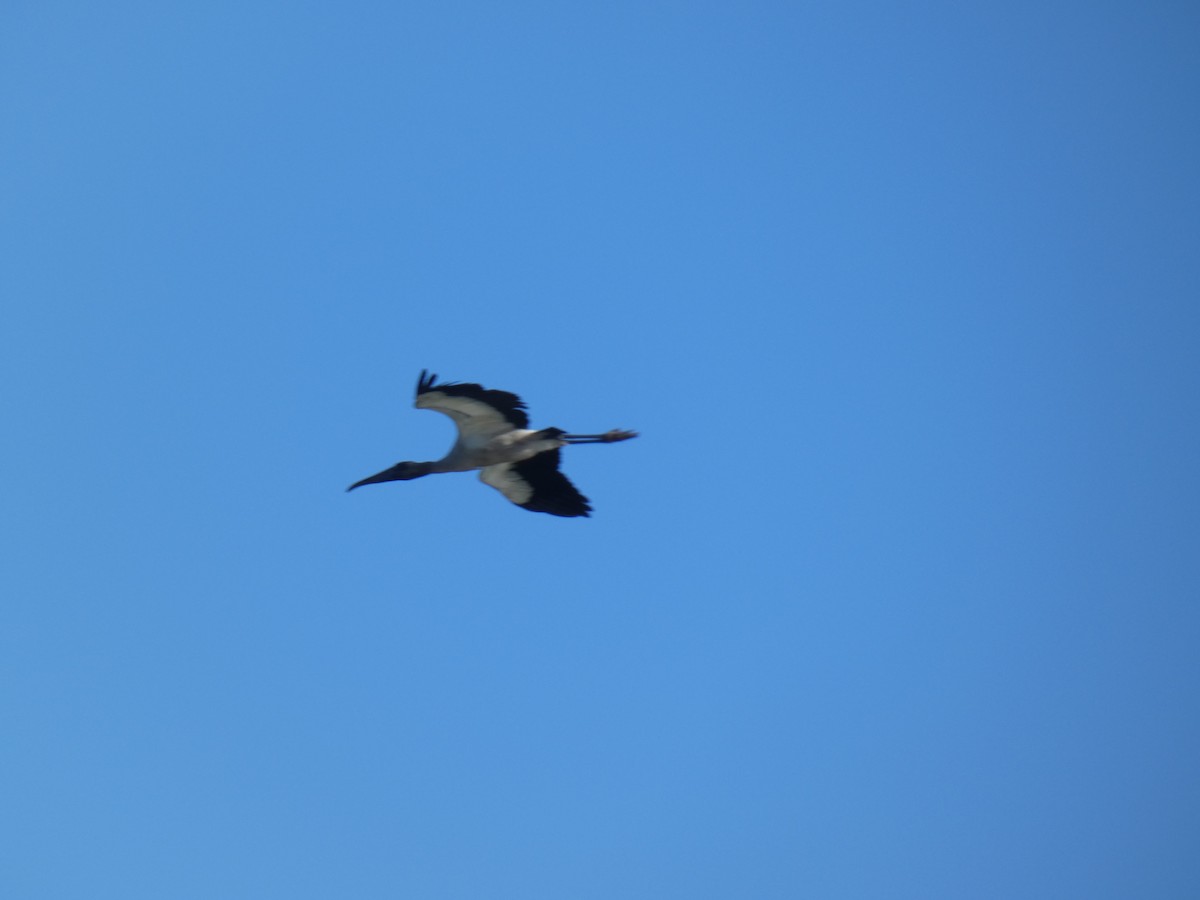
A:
347 370 637 517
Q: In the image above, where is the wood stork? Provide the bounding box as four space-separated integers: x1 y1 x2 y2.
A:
347 370 638 517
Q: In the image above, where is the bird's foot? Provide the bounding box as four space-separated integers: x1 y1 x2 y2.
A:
601 429 639 442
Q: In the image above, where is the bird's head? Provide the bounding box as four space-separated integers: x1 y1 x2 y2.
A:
346 461 431 491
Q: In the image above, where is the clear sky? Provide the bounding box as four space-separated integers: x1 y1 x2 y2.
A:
3 2 1198 897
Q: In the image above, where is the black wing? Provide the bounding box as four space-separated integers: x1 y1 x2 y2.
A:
416 370 529 429
508 449 592 517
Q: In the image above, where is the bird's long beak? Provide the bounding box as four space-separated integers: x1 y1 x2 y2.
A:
346 465 405 492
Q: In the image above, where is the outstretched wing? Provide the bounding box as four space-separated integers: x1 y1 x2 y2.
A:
414 369 530 441
479 449 592 517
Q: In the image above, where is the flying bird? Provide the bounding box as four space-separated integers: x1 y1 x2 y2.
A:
347 370 638 517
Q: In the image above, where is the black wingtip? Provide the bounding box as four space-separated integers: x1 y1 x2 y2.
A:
510 449 593 517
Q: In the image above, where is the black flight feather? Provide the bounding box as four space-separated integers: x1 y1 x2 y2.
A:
512 449 592 518
416 369 530 429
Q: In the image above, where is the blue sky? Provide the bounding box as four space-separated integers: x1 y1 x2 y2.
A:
2 2 1198 897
